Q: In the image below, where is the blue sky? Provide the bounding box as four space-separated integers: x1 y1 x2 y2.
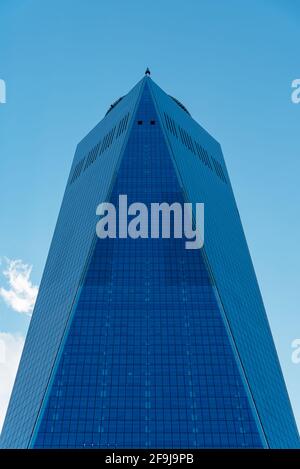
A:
0 0 299 433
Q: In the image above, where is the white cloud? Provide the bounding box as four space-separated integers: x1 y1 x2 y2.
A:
0 332 25 433
0 258 38 315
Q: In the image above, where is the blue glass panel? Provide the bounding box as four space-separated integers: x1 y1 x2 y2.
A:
33 83 263 449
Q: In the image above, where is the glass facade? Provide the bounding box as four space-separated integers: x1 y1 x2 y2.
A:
1 76 299 449
33 85 262 448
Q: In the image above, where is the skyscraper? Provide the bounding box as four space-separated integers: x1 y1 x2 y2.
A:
1 74 299 449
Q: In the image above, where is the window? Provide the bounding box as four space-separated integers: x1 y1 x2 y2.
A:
137 120 143 125
211 157 227 184
116 113 130 138
69 157 85 185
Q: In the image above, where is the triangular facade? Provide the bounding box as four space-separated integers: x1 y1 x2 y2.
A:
1 77 299 449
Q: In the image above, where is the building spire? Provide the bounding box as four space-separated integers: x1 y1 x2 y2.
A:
145 67 151 76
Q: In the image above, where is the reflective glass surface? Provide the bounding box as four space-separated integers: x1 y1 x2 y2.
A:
33 84 263 449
